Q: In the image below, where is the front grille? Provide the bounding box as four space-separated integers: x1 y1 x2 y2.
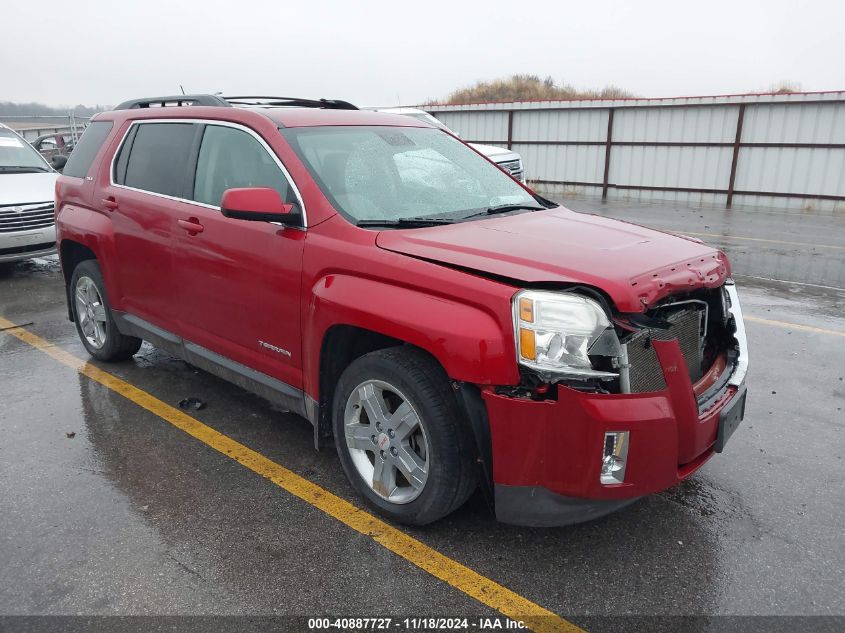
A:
0 202 55 233
497 159 523 180
625 308 704 392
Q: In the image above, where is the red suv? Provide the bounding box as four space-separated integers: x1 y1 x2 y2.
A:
56 95 749 526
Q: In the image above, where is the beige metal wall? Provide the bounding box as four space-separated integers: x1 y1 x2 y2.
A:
427 92 845 213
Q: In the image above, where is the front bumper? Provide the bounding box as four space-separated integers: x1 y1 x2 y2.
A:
484 287 749 526
0 225 57 263
494 484 642 527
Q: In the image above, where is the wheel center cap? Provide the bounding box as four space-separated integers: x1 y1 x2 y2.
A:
377 433 390 450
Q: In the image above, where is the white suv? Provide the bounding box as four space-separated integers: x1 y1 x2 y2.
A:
372 108 526 182
0 123 59 266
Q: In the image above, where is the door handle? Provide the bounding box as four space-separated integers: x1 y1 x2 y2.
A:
102 197 119 211
178 218 204 234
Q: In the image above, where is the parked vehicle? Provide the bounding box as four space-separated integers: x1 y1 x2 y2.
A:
0 123 60 267
372 107 526 182
55 95 748 526
30 132 76 162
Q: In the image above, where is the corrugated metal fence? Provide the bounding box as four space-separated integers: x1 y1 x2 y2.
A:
427 91 845 213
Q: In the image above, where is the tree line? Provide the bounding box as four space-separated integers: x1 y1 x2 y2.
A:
436 75 635 105
0 102 104 117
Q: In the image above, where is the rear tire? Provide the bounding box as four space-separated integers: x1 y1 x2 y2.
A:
333 347 477 525
70 259 142 361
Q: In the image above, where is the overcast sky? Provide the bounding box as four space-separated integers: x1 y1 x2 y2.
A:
4 0 844 107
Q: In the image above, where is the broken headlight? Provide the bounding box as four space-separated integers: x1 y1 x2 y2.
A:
513 290 618 382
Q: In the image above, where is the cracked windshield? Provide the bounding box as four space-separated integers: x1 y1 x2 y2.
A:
284 126 540 223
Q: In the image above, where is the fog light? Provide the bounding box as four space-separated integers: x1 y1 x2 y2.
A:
600 431 629 484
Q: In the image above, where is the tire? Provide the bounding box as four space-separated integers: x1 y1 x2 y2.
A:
333 346 477 525
70 259 142 361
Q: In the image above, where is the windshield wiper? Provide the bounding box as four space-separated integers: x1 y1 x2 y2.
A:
356 217 455 228
461 204 544 220
0 166 51 173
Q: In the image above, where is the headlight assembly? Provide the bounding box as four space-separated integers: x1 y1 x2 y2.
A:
513 290 619 382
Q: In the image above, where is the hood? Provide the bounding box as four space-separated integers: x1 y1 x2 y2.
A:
376 207 729 313
468 143 518 161
0 172 57 206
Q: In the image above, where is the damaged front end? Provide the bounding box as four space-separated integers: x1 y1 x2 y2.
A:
510 280 748 405
487 280 749 526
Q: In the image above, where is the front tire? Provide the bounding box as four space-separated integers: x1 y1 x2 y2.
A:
333 347 477 525
70 259 142 361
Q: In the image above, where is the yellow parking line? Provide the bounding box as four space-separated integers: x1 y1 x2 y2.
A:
0 316 581 633
677 231 845 251
745 315 844 337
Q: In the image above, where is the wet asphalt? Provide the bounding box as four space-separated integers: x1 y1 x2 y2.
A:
561 197 845 290
1 198 843 630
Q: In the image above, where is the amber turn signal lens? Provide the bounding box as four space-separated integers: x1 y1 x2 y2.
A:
519 327 536 360
519 297 534 323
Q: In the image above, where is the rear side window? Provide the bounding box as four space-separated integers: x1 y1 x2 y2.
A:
61 121 113 178
122 123 196 197
192 125 290 206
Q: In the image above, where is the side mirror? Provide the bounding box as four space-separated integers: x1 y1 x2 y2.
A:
220 187 301 224
51 155 68 171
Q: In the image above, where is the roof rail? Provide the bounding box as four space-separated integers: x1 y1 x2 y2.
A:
113 95 230 110
112 94 359 112
223 96 359 110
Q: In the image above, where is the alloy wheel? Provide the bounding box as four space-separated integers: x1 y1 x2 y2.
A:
343 379 430 504
75 276 107 349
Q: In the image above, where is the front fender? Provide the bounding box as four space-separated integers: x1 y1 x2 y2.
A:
303 274 519 399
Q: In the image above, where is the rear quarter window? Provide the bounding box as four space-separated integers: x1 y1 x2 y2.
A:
62 121 113 178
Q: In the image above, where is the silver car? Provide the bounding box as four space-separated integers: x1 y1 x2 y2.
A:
0 123 58 266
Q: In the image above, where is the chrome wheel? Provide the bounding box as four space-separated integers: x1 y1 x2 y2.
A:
343 379 429 504
74 276 107 349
